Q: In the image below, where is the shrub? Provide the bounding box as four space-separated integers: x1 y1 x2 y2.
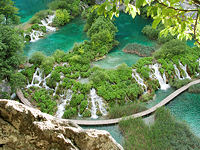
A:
52 49 66 63
63 107 77 118
188 84 200 93
153 39 188 59
31 24 46 33
41 56 55 75
33 88 57 115
142 25 160 40
21 65 36 82
171 79 191 89
53 9 70 27
10 72 26 91
108 103 147 119
29 51 46 66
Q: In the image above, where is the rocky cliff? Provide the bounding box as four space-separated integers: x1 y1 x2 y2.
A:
0 99 123 150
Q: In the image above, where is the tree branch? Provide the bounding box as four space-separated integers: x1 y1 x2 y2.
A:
193 13 200 45
154 0 199 12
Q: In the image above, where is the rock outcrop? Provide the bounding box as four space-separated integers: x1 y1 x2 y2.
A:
0 99 123 150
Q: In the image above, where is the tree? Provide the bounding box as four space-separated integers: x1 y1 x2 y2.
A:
0 25 24 80
96 0 200 45
0 0 20 24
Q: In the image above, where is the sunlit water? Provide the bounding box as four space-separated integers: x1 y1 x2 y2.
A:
14 0 53 23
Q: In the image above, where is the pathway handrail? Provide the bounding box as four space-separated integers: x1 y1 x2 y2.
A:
17 80 200 125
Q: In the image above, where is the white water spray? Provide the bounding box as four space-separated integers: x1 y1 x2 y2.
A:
132 69 147 92
90 88 107 119
150 64 170 90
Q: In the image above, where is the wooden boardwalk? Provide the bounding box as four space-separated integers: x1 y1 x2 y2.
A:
17 80 200 126
16 89 33 108
68 79 200 125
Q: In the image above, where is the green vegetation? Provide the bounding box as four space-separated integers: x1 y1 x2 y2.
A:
0 0 20 24
108 103 147 119
97 0 200 45
154 39 188 60
171 79 191 89
48 0 80 16
188 84 200 93
10 72 26 91
53 9 70 27
123 43 156 57
0 25 24 80
30 9 53 24
32 88 57 115
119 108 200 150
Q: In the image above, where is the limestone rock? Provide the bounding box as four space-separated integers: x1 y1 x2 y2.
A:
0 99 123 150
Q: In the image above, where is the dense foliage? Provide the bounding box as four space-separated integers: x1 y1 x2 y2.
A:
0 25 24 80
119 108 200 150
53 9 70 27
0 0 20 24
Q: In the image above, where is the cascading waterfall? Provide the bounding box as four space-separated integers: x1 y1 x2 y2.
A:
55 89 72 118
150 64 170 90
41 15 56 32
53 82 60 96
132 69 147 92
27 68 43 88
173 64 182 80
30 30 43 42
29 15 56 42
179 62 191 79
90 88 108 119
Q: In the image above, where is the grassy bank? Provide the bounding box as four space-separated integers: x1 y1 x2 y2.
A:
119 107 200 150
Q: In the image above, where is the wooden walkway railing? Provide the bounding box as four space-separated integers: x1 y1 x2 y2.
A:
17 80 200 126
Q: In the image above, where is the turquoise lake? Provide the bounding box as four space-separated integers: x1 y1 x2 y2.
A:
14 0 52 23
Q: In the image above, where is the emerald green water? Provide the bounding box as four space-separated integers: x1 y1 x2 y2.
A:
24 18 87 56
167 92 200 137
14 0 52 23
147 88 200 138
94 13 154 68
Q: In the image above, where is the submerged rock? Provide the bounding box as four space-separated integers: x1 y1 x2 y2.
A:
0 99 123 150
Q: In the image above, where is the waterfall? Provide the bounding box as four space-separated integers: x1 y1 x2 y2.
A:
90 88 107 119
41 15 56 32
150 64 170 90
55 89 72 118
30 30 43 42
179 62 191 79
27 68 43 88
173 64 182 80
132 69 147 92
53 82 59 96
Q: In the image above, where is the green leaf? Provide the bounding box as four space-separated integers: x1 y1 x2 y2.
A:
136 0 145 8
152 18 161 29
